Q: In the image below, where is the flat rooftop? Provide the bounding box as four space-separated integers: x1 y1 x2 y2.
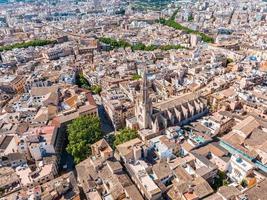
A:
128 161 159 194
0 75 16 84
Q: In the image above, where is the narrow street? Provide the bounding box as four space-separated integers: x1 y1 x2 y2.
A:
93 94 115 135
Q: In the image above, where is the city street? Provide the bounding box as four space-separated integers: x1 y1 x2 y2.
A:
93 94 115 134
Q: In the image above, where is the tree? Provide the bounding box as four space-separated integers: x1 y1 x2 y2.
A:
227 58 234 65
169 8 180 21
188 14 194 22
99 36 188 51
99 37 130 49
114 128 138 147
144 44 158 51
90 84 102 95
158 12 214 43
131 43 146 51
160 44 186 51
0 39 56 52
211 171 229 191
76 73 90 89
66 115 102 164
241 179 248 188
132 74 142 80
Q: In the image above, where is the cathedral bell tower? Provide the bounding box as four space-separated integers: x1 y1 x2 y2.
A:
136 66 152 129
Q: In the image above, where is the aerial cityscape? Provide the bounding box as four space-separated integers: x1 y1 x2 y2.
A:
0 0 267 199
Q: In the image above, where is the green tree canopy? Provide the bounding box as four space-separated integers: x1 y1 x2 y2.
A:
131 43 146 51
211 171 229 191
188 14 194 22
76 73 102 94
0 39 56 52
76 73 90 89
99 37 186 51
158 16 214 43
169 8 179 21
66 115 102 164
132 74 142 80
114 128 138 147
91 84 102 95
227 58 234 64
241 179 248 188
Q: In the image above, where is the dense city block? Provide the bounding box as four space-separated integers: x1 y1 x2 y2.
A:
0 0 267 200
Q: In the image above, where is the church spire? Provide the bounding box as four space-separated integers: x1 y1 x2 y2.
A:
142 66 148 105
138 66 152 130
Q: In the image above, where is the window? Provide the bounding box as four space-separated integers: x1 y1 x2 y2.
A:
234 169 241 178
